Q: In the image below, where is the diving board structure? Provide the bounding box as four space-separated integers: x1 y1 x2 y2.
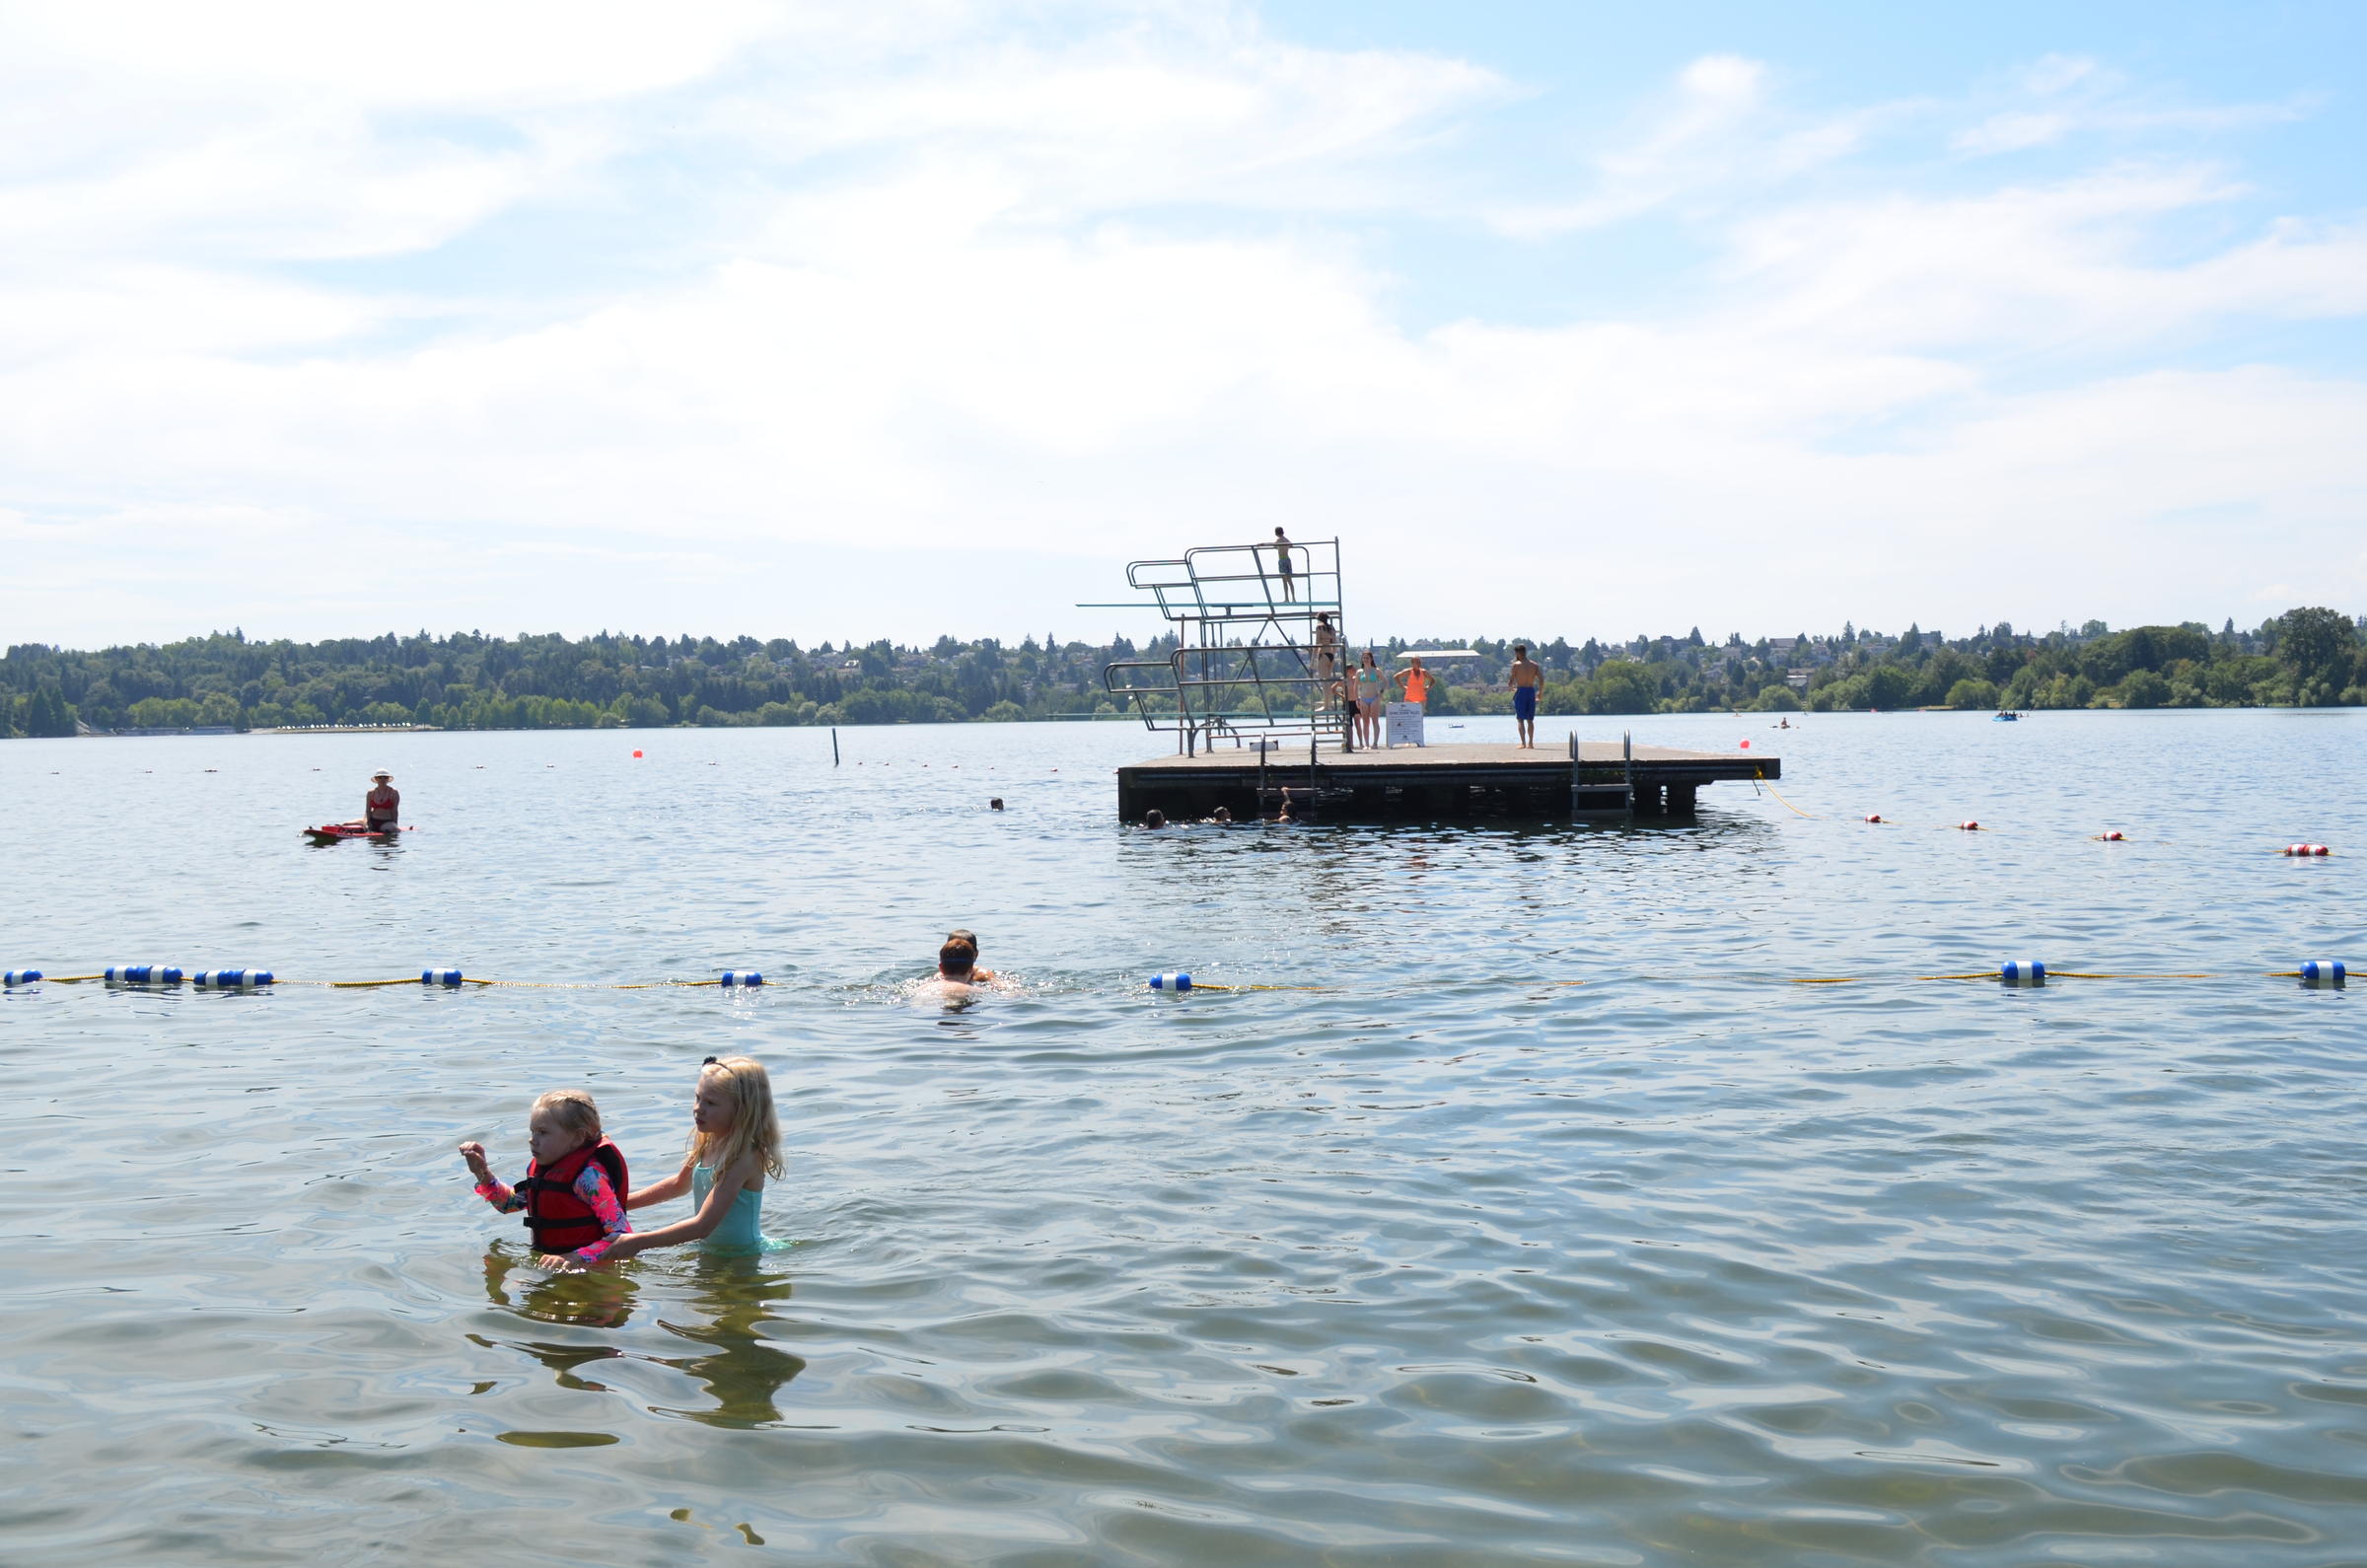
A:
1093 537 1348 754
1093 538 1777 822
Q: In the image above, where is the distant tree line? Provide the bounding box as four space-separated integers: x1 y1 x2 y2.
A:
3 609 2362 737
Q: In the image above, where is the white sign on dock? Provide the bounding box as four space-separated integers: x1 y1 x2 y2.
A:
1385 701 1425 748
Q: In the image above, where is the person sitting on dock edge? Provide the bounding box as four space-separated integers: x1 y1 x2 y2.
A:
1509 644 1542 749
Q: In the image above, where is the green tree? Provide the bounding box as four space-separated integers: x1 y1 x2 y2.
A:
2274 606 2355 688
1944 677 1998 709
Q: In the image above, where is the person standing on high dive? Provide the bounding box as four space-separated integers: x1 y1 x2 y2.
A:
358 769 399 833
1271 528 1296 603
1508 644 1542 749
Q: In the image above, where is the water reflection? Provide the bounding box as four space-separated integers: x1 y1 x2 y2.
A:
482 1244 638 1329
647 1256 808 1429
478 1246 806 1428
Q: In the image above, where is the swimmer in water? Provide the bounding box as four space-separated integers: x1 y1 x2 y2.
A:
1205 806 1233 824
600 1056 784 1263
460 1089 631 1269
1143 809 1167 829
939 929 997 985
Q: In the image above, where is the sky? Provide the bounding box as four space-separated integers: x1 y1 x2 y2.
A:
3 0 2363 650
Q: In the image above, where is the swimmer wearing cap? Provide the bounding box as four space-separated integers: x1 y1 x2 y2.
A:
361 769 399 833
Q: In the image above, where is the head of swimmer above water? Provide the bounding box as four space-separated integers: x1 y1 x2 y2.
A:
938 931 981 980
528 1088 601 1167
692 1054 782 1176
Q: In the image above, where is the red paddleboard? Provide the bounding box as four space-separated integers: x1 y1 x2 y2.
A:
303 823 410 842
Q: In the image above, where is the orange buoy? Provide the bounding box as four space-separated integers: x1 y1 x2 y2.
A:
632 749 643 758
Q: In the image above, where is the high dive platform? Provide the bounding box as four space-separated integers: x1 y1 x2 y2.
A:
1090 539 1776 822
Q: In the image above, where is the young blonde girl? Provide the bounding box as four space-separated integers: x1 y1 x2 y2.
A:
459 1089 632 1267
600 1056 784 1261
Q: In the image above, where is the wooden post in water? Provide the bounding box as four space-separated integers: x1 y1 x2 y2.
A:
1622 729 1633 820
831 728 840 766
1569 732 1579 819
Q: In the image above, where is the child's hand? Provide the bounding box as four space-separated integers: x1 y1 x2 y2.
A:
536 1252 585 1273
458 1140 489 1174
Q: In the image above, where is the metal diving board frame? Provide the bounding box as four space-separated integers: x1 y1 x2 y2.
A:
1087 538 1350 755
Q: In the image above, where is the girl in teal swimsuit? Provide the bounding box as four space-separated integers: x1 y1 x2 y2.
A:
599 1055 786 1262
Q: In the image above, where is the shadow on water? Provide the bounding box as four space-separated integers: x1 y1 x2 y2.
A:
477 1247 807 1430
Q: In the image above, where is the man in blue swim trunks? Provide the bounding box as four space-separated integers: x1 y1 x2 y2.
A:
1508 643 1542 748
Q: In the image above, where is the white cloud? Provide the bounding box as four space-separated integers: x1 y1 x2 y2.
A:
1953 52 2305 156
0 12 2360 646
1488 53 1872 236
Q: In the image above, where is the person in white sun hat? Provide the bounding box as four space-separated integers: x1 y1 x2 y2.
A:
361 769 400 833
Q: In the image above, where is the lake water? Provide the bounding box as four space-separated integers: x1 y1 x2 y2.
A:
2 710 2362 1565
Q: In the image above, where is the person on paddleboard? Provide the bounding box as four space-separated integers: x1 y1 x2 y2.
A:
359 769 399 833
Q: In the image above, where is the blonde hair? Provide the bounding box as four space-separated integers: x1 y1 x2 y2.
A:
532 1088 602 1147
693 1056 784 1179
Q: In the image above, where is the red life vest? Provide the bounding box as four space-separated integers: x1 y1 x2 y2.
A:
516 1139 627 1254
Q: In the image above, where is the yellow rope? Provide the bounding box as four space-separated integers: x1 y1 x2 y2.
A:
1754 767 1816 819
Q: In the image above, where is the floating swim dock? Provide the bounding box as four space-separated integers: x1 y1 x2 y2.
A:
1115 738 1775 822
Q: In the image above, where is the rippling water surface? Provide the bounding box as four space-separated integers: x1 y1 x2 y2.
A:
3 711 2363 1564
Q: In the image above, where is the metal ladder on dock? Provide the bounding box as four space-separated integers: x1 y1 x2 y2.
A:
1091 538 1351 759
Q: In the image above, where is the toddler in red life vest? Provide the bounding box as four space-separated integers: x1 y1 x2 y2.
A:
459 1089 631 1268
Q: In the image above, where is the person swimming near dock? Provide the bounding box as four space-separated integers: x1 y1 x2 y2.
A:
460 1089 631 1268
1142 809 1167 829
906 929 1010 1005
599 1056 786 1263
1508 644 1542 748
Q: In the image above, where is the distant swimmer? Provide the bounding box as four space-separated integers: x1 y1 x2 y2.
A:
1508 643 1542 749
1142 809 1167 829
594 1055 785 1263
353 768 399 832
460 1089 631 1269
1204 806 1234 824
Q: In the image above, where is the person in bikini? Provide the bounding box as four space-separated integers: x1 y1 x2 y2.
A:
350 769 399 832
1351 649 1388 748
1508 644 1542 748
